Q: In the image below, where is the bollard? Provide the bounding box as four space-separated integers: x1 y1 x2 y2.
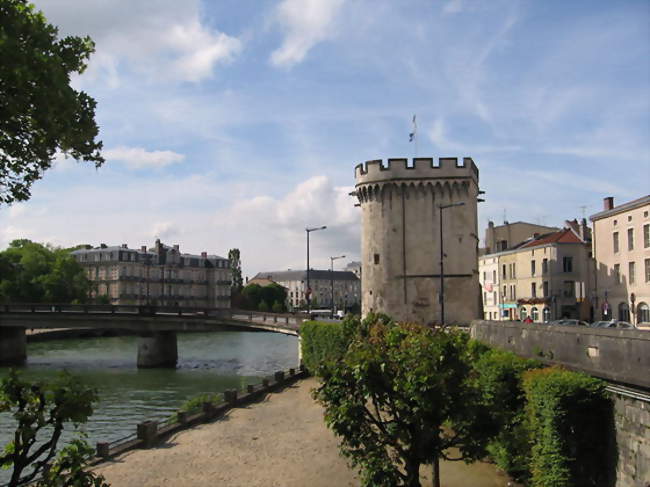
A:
177 411 189 424
96 442 110 458
202 402 216 418
246 384 255 393
274 371 285 383
136 421 158 449
262 378 270 389
289 368 295 376
224 389 238 404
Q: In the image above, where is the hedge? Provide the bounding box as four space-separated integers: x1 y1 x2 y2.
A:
473 349 542 483
300 318 354 374
522 366 612 487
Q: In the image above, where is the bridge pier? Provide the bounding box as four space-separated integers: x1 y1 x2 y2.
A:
0 327 27 366
137 331 177 368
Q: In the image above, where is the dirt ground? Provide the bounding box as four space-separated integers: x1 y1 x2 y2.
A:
94 377 516 487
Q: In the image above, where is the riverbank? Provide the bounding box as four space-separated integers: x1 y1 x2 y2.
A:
93 377 516 487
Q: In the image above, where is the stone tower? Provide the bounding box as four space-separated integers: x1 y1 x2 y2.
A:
354 157 480 324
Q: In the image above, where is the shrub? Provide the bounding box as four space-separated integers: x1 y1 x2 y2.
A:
522 366 612 487
300 314 361 373
474 349 542 482
258 299 269 312
272 301 283 313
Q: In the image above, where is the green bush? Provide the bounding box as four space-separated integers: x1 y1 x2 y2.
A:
300 314 361 374
474 349 542 482
522 366 612 487
169 392 223 422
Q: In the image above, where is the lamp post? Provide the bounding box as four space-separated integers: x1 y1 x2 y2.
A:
438 202 465 325
329 255 346 317
306 225 327 314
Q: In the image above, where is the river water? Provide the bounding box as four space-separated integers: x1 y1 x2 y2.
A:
0 330 299 483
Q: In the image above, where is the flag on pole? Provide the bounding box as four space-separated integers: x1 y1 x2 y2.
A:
409 114 417 142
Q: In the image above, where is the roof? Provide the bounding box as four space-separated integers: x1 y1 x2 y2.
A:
590 195 650 221
519 228 584 248
71 244 226 261
253 270 360 282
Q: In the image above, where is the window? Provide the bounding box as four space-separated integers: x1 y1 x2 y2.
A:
614 263 621 284
493 291 497 304
543 307 551 322
502 264 507 279
638 302 649 324
613 232 619 253
543 281 549 297
513 263 516 279
563 280 574 297
482 272 486 282
644 224 649 248
492 270 496 283
629 262 635 285
503 285 507 299
645 259 650 283
618 302 630 322
562 256 573 273
374 253 380 264
520 308 527 320
542 258 548 274
531 307 539 321
483 291 487 303
531 282 537 298
531 260 536 277
628 228 634 251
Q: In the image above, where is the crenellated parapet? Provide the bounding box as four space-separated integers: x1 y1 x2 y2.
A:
355 157 479 186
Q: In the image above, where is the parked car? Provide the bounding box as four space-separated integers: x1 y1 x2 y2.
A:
590 320 634 329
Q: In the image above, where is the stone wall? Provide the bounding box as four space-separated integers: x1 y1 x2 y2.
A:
613 392 650 487
469 320 650 388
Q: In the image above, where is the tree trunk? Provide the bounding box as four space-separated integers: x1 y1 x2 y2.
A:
405 457 421 487
433 454 440 487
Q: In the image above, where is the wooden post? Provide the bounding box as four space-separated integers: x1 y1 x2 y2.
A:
96 442 110 458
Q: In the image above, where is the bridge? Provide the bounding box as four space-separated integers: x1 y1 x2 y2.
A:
0 304 304 368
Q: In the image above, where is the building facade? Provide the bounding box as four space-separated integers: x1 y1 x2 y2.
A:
251 270 360 312
479 225 593 322
590 195 650 325
354 157 480 324
482 220 559 254
71 240 231 307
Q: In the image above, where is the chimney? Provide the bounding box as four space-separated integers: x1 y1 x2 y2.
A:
100 243 107 249
121 244 128 249
603 196 614 211
173 244 179 251
201 251 207 258
141 245 147 252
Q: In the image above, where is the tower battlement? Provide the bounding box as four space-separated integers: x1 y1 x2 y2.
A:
354 157 478 185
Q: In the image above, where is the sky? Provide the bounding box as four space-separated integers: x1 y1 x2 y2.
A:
1 0 648 279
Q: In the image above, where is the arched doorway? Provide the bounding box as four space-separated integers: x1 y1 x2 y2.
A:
637 302 649 324
618 302 630 322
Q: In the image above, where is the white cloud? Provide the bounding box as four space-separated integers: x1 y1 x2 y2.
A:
151 221 181 240
34 0 242 85
443 0 464 14
104 146 185 169
270 0 345 67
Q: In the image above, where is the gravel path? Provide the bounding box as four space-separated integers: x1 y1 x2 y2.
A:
94 378 515 487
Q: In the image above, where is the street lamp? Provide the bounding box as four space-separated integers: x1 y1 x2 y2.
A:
438 202 465 325
330 255 346 317
306 225 327 314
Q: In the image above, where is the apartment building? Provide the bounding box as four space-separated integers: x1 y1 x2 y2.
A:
590 195 650 325
482 220 559 254
71 239 231 307
479 223 593 322
251 270 360 312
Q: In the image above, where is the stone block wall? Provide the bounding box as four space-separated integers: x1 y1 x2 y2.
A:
613 393 650 487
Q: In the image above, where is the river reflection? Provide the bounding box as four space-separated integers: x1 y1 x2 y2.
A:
0 330 299 483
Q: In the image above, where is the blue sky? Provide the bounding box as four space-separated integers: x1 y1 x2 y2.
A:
1 0 648 278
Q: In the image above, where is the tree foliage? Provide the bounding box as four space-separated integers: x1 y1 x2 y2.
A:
227 248 242 293
0 239 91 303
239 282 287 312
0 370 103 486
0 0 103 205
314 316 495 487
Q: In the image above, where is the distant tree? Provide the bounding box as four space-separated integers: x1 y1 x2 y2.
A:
241 283 262 310
0 370 104 486
315 316 495 487
0 240 91 303
258 299 269 312
227 248 243 293
0 0 103 205
261 283 287 312
271 301 283 313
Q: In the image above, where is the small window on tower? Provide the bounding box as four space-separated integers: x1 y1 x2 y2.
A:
374 253 380 264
